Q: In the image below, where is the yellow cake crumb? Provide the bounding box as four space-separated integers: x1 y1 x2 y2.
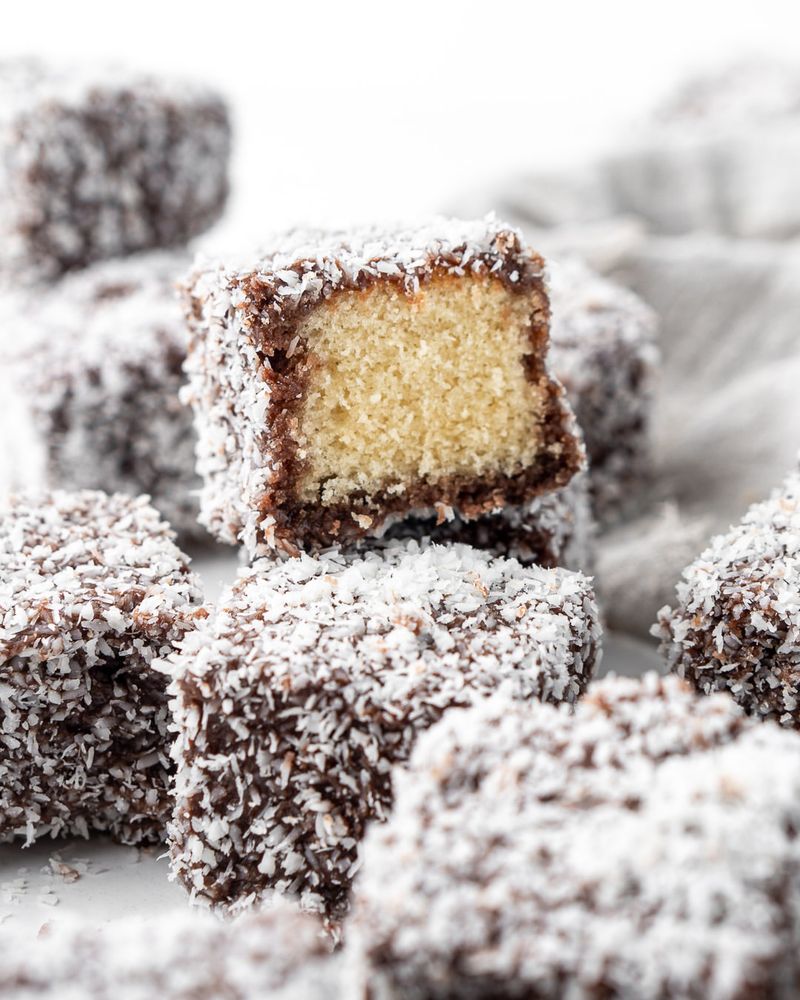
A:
294 274 546 506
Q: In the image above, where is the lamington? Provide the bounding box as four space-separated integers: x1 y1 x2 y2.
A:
167 539 601 925
0 251 202 539
351 674 800 999
182 216 584 557
0 490 203 845
655 466 800 728
0 58 230 283
548 258 659 525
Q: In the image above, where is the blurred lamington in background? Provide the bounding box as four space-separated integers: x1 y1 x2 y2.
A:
0 59 231 538
0 58 230 283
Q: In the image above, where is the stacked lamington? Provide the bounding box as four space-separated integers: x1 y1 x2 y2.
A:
167 541 601 924
0 59 232 536
0 208 611 959
170 215 604 928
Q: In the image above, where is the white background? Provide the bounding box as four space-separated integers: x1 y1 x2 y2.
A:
3 0 799 236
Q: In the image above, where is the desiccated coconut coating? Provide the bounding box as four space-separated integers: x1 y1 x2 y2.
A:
548 257 659 526
385 472 594 573
0 490 204 845
0 252 203 539
182 215 583 557
350 674 800 1000
0 59 231 283
167 539 601 925
655 467 800 728
0 901 339 1000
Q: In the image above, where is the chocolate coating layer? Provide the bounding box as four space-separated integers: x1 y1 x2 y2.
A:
384 472 594 573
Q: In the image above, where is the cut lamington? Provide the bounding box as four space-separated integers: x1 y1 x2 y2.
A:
0 490 204 845
0 251 202 539
0 59 231 283
182 216 583 556
167 539 601 924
